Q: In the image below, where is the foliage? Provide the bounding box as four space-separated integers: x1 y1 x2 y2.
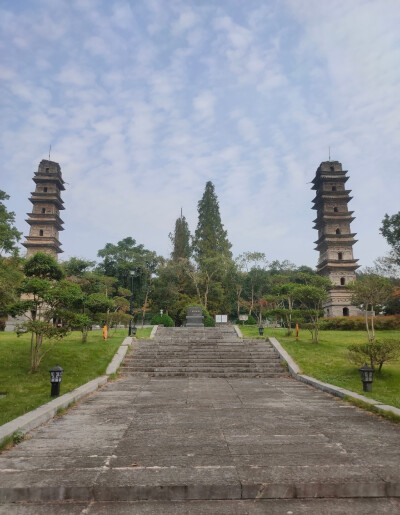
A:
97 237 159 293
64 313 92 343
61 257 96 277
381 211 400 263
150 313 175 326
85 292 115 315
292 277 331 343
0 255 24 324
0 190 22 257
204 314 215 327
7 253 79 373
348 339 400 372
320 315 400 331
193 181 232 260
349 274 394 341
170 212 191 261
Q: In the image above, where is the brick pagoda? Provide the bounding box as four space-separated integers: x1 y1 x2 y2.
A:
22 160 65 259
312 161 359 317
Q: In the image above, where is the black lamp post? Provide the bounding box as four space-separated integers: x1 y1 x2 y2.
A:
359 363 375 393
49 365 64 397
128 271 134 336
258 326 264 336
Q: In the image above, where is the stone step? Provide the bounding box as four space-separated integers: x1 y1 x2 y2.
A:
121 366 284 373
121 371 287 377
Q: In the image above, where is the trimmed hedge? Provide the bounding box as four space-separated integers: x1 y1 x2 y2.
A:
150 313 175 327
319 315 400 331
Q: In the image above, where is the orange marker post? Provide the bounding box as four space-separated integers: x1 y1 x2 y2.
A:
295 323 299 341
103 325 108 341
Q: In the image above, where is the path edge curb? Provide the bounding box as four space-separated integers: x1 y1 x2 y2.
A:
269 337 400 418
0 336 133 445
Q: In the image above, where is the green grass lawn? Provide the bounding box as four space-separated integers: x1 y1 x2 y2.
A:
239 325 400 409
0 327 151 426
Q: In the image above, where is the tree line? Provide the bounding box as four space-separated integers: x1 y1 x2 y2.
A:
1 183 400 367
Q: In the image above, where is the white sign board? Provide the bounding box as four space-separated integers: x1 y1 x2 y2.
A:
239 315 248 321
215 314 228 323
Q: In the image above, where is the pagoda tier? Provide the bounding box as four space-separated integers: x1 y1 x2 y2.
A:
23 236 63 255
312 161 360 317
22 160 65 259
312 191 353 207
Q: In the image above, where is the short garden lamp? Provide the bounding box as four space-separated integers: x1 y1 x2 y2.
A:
258 326 264 336
49 365 64 397
359 363 374 393
132 325 137 336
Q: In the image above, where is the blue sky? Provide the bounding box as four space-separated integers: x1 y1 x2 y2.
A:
1 0 399 268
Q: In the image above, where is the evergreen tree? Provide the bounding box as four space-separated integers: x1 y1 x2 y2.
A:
193 181 232 261
169 210 191 261
0 190 22 257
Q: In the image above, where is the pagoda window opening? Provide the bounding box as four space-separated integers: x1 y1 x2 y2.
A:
333 207 338 212
39 230 44 236
338 252 343 260
332 186 336 191
343 307 349 317
336 228 341 234
330 166 334 171
340 277 345 285
45 168 49 173
41 208 46 213
43 187 48 192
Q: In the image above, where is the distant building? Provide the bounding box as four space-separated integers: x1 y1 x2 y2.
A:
22 160 65 259
312 161 360 317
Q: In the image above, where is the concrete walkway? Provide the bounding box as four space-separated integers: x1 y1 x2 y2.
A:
1 373 400 513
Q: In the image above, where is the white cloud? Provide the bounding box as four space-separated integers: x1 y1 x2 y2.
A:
193 91 216 121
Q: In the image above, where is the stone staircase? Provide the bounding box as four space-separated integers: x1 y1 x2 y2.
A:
121 326 288 378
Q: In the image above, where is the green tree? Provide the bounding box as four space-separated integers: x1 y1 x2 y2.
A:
61 257 96 277
97 237 159 310
170 211 191 261
0 190 22 257
237 252 268 315
193 181 232 261
8 253 81 372
292 277 331 343
381 211 400 264
349 274 394 342
0 255 24 329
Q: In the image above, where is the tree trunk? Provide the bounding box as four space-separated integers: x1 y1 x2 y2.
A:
365 307 371 341
370 305 375 342
82 327 88 343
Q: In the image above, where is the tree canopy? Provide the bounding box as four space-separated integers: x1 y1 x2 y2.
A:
0 190 22 257
170 211 191 261
193 181 232 261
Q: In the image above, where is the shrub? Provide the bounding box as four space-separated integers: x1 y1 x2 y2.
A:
348 339 400 372
150 314 174 327
204 315 215 327
320 315 400 331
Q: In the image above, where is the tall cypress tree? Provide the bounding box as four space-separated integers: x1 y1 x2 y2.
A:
170 210 191 261
193 181 232 261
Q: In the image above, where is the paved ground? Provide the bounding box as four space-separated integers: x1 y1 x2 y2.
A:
1 375 400 513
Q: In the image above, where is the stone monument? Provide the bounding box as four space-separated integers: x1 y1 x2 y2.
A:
312 160 360 317
186 306 204 327
22 159 65 259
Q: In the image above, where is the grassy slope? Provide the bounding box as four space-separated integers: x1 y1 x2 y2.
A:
0 327 151 426
239 325 400 409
